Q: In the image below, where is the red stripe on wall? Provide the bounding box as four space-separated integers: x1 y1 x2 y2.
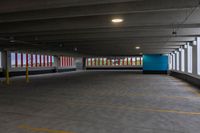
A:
98 58 100 66
47 55 49 67
26 53 28 67
62 57 64 67
66 57 68 66
69 57 71 66
131 57 133 66
31 54 33 67
43 55 46 67
50 56 52 66
35 54 38 67
65 57 67 67
39 55 41 67
64 57 66 67
70 57 72 66
94 58 96 66
63 56 65 67
60 57 62 67
40 55 42 67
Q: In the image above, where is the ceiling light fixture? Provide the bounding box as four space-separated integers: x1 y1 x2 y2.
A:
9 36 15 43
112 18 123 23
136 46 140 50
74 47 78 52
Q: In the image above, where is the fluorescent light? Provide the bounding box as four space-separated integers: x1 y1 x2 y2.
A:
136 46 140 50
74 47 78 51
112 18 123 23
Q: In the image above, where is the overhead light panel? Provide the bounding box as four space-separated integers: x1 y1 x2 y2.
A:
136 46 140 50
112 18 123 23
9 36 15 43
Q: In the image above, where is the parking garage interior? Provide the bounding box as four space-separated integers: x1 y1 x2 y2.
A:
0 0 200 133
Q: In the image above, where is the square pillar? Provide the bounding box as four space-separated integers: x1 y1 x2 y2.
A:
53 55 60 72
1 50 11 73
179 50 182 71
184 43 188 73
192 40 198 75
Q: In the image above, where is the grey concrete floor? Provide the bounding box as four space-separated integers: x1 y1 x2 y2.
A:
0 70 200 133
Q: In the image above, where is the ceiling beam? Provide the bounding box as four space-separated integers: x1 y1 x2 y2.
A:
0 0 198 23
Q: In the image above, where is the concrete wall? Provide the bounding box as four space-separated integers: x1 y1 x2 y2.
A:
143 54 168 74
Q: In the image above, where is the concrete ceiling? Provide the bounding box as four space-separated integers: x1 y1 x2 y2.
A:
0 0 200 56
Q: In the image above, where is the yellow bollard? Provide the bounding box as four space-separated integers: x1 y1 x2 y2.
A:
6 67 10 85
26 65 29 83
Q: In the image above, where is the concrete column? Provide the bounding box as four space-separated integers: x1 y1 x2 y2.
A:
1 50 11 72
192 40 198 76
175 52 177 71
1 50 11 84
172 53 175 70
82 57 86 70
75 57 84 70
184 43 188 73
53 55 60 72
179 50 181 71
175 51 180 71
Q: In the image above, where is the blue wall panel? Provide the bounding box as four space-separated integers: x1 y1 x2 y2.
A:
143 54 168 71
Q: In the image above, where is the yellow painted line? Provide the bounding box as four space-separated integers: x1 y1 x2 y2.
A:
127 93 195 100
66 102 200 116
184 86 200 97
85 92 199 100
18 125 74 133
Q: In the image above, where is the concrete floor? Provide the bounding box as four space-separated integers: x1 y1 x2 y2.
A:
0 70 200 133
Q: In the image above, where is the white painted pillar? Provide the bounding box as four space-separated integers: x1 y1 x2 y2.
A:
53 55 60 72
1 50 11 71
184 43 188 73
179 50 182 71
192 40 198 76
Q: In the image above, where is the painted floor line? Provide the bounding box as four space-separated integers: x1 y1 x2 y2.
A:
18 125 74 133
66 102 200 116
184 86 200 97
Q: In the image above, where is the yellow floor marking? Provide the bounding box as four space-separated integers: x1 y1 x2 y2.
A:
79 91 199 100
66 102 200 116
184 86 200 97
127 93 195 100
18 125 74 133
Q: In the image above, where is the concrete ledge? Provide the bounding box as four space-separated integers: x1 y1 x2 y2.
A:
57 68 76 72
0 68 76 77
143 70 168 74
86 67 142 70
170 71 200 87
